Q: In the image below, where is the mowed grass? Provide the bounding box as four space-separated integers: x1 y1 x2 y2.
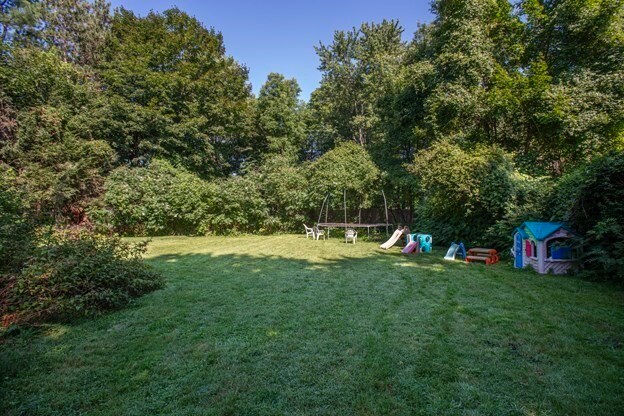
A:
1 235 623 415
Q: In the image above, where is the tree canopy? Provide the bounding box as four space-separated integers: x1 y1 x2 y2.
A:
0 0 622 280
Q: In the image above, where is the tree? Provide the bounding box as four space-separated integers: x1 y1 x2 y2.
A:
39 0 111 66
311 20 405 147
1 0 111 66
0 0 41 46
521 0 624 76
0 48 116 223
409 140 517 245
307 142 381 216
98 8 253 176
254 73 305 160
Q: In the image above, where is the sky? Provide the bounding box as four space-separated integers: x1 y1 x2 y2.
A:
107 0 435 101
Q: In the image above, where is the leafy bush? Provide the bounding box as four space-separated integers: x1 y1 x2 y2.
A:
1 228 164 325
103 156 313 235
0 166 33 274
199 175 270 234
484 173 551 250
410 141 516 246
547 152 624 281
308 141 382 210
251 155 310 232
103 160 213 235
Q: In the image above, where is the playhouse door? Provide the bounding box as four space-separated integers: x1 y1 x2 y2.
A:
514 233 523 268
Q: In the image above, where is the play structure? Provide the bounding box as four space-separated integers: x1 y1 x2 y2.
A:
444 242 466 261
466 248 500 265
444 242 498 265
380 228 404 249
401 233 432 254
317 190 393 242
512 222 576 274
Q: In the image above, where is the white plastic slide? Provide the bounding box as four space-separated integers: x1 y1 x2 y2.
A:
444 243 459 260
380 229 403 249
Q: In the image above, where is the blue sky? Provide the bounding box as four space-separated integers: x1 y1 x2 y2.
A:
108 0 434 101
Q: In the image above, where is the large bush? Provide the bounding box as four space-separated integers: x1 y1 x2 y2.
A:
547 152 624 281
0 166 33 274
308 142 382 211
483 172 552 250
251 155 309 232
199 175 270 234
1 228 164 325
103 155 316 235
103 160 213 235
410 141 516 246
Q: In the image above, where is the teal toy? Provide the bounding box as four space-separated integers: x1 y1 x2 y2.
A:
408 233 433 253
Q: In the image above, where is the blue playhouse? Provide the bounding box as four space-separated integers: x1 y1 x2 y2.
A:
512 222 576 275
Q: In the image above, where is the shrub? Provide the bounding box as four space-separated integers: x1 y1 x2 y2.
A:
199 175 270 234
307 141 382 210
547 152 624 281
484 173 551 250
410 141 516 246
103 159 212 235
0 166 33 274
1 228 164 325
252 155 309 232
104 157 312 235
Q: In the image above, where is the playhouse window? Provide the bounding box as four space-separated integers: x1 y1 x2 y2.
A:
547 238 573 260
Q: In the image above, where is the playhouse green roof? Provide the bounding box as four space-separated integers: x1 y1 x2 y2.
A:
520 222 573 241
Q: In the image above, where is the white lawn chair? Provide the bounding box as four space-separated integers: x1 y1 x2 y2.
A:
345 229 357 244
313 226 326 240
303 224 315 239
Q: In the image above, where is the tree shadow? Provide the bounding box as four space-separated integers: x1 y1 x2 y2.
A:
2 244 623 415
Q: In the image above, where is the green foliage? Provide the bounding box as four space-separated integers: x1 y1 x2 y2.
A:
254 73 306 160
311 20 405 147
103 160 213 235
199 175 269 235
0 166 33 274
547 152 624 280
484 172 551 250
308 141 381 210
521 0 624 75
249 155 309 232
0 47 116 222
98 8 253 176
0 228 164 325
0 0 42 46
410 141 517 246
104 157 308 235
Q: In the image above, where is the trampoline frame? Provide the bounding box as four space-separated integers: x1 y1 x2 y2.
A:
316 190 392 238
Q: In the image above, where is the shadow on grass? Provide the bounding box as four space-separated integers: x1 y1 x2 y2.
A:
1 241 623 416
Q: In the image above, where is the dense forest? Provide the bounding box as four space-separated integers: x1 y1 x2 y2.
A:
1 0 623 323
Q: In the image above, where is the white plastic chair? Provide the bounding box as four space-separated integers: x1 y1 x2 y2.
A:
314 226 326 240
303 224 315 239
345 229 357 244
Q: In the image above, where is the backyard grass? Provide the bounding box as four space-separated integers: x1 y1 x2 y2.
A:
1 235 623 415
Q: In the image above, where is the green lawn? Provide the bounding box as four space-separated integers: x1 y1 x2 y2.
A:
1 235 623 415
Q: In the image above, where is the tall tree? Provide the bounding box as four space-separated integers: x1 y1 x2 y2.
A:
311 20 405 147
0 0 41 45
40 0 111 66
517 0 624 172
97 8 253 176
0 48 116 223
1 0 111 66
255 72 305 160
